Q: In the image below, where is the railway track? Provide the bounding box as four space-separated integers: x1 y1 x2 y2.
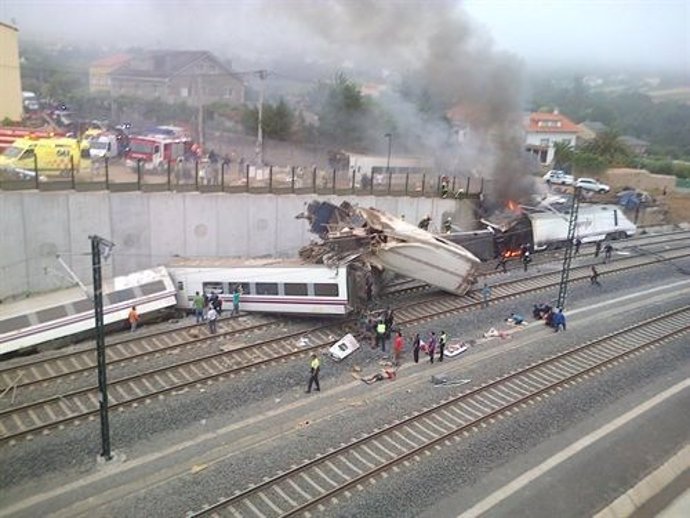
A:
1 231 686 396
0 242 688 445
0 313 321 397
188 306 690 517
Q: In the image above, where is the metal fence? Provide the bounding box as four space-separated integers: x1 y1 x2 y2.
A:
0 158 485 197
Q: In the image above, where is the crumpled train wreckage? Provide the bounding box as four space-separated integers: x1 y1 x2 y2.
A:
296 201 480 297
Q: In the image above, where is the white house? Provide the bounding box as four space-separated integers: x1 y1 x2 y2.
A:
524 110 579 166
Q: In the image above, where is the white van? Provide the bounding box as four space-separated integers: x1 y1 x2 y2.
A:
89 134 119 159
22 91 40 112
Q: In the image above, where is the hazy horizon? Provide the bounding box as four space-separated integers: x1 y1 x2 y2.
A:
1 0 688 76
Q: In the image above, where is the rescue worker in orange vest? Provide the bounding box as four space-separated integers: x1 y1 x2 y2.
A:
128 306 139 332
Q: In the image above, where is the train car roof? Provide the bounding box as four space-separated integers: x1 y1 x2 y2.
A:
0 266 172 321
529 204 621 221
166 257 322 268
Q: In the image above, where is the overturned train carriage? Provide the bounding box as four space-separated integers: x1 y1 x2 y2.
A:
445 204 636 261
297 201 481 296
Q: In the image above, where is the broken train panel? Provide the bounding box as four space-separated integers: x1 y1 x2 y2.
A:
297 201 481 296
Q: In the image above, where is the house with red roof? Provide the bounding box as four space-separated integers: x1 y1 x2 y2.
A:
524 110 579 165
89 53 131 93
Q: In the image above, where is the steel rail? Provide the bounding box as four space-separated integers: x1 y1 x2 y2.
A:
188 307 690 517
1 245 689 445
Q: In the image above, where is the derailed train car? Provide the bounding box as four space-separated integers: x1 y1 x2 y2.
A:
0 267 177 356
297 201 481 296
168 258 362 316
445 204 636 261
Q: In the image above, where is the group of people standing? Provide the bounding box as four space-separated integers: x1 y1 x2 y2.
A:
192 287 242 334
361 308 452 366
411 330 449 364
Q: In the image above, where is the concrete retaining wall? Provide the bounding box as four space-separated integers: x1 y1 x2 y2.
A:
0 191 476 300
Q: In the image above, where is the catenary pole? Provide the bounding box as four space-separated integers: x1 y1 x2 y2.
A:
89 235 114 460
556 188 581 310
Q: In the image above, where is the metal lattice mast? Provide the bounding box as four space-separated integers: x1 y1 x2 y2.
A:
556 188 581 309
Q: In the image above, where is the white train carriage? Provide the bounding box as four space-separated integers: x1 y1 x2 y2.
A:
168 259 355 316
530 204 637 251
0 267 177 356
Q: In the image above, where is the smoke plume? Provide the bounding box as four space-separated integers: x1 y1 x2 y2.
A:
276 0 531 207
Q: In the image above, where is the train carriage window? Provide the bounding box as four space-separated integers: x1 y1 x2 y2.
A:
230 282 250 295
0 315 31 334
72 298 93 314
106 287 136 305
140 280 166 296
35 305 69 324
256 282 279 295
314 283 339 297
202 282 224 294
284 283 308 296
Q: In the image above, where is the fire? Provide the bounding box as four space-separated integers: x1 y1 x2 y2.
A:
502 249 522 258
506 200 521 212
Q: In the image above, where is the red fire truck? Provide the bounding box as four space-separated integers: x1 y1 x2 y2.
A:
125 129 195 172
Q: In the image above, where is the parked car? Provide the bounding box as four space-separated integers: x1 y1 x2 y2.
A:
543 170 574 186
575 178 610 193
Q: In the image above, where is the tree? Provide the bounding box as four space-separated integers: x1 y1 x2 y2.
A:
580 130 632 167
314 72 373 148
240 98 295 141
263 98 294 141
553 141 575 171
572 152 608 175
43 71 83 103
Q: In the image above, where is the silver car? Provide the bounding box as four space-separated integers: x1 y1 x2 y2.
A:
575 178 610 193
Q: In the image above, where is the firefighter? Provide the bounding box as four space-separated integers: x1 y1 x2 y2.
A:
442 217 453 233
418 215 432 231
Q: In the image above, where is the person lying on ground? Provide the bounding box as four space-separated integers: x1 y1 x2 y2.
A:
361 369 397 384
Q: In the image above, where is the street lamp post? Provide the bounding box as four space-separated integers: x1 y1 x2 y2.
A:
384 133 392 175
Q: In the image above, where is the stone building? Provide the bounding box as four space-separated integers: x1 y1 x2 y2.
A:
105 50 245 106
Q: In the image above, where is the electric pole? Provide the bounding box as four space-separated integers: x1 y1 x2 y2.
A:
385 133 392 174
197 75 204 148
556 188 581 310
255 70 268 166
89 235 115 461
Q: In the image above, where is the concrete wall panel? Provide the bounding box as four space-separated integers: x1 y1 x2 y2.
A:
182 193 219 258
148 193 186 264
247 195 278 257
68 192 114 284
109 193 151 274
276 195 312 257
0 193 28 299
21 193 72 293
216 193 250 257
0 191 480 299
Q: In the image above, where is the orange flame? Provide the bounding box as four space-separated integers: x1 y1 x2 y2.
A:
507 200 521 212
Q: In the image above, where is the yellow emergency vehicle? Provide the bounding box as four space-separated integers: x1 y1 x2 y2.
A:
0 136 80 178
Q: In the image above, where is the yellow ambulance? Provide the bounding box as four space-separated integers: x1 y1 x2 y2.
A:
0 136 80 179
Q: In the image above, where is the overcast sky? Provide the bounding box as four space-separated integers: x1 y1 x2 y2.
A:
1 0 688 73
464 0 689 72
